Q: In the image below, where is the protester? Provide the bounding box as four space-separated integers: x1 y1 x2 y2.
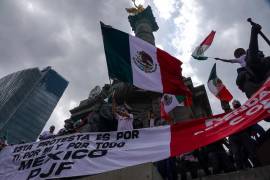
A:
249 125 266 144
215 48 247 67
39 125 56 140
207 140 235 174
232 100 266 144
0 139 7 152
229 100 261 169
194 148 211 176
57 120 75 136
148 110 155 127
112 94 133 131
157 157 178 180
176 151 199 180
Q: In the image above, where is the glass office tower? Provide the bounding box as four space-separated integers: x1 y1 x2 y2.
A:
0 67 68 144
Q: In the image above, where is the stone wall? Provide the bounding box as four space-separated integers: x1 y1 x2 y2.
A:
61 163 163 180
197 165 270 180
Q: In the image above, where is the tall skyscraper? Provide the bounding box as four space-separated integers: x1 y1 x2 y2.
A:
0 67 68 144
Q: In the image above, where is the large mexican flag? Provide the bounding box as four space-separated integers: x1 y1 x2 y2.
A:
101 22 191 96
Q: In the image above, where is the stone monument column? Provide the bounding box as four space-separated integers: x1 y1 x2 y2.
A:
128 6 158 45
127 5 161 126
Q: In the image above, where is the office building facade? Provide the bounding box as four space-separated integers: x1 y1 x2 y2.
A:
0 67 68 144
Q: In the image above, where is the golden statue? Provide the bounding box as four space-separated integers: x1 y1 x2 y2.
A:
126 0 145 15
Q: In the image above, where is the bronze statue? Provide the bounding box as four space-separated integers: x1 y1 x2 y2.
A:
126 0 145 15
236 19 270 98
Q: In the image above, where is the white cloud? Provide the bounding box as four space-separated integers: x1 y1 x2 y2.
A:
171 0 202 83
22 1 47 15
69 100 78 110
153 0 176 20
156 44 164 50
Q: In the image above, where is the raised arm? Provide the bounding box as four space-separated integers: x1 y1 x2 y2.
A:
247 24 261 66
215 58 238 63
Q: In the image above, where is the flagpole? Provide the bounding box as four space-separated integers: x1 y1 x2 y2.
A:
247 18 270 47
206 56 216 59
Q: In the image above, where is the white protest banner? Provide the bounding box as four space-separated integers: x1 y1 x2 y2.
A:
0 127 170 180
1 78 270 180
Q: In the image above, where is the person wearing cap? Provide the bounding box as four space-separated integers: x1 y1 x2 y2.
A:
39 125 56 140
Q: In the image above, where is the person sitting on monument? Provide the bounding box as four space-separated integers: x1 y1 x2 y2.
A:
236 23 270 98
215 48 247 67
57 120 75 136
39 125 56 140
112 94 134 131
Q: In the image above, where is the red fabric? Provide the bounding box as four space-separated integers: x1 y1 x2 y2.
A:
156 48 192 97
160 102 173 122
200 31 216 46
170 78 270 156
217 86 233 102
184 95 193 106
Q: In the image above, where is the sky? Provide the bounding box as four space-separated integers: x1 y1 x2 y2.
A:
0 0 270 132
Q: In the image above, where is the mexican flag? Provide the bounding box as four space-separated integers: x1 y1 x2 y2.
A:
207 63 233 102
160 94 192 121
192 31 215 60
101 22 191 96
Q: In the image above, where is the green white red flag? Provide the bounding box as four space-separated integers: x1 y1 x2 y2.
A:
192 31 215 60
101 22 191 97
160 94 192 121
207 63 233 102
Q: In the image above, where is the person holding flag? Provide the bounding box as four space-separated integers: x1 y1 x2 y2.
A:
215 48 247 67
112 92 134 131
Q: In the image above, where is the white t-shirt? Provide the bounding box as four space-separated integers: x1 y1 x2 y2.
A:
115 113 134 131
233 55 246 67
149 118 155 128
